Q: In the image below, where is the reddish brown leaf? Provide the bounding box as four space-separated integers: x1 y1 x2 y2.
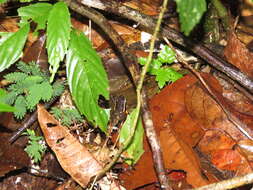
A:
211 149 242 171
184 79 250 141
150 74 206 147
224 31 253 77
160 127 212 187
0 133 30 177
37 105 103 188
22 32 48 71
198 130 236 155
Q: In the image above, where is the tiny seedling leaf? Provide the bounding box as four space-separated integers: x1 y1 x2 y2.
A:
66 30 109 132
0 24 29 72
158 45 176 63
176 0 206 36
119 109 144 165
46 2 71 81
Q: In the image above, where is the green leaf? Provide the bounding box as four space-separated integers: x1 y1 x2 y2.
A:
23 129 46 163
66 30 109 132
0 89 16 112
14 95 26 119
18 3 53 31
46 2 71 81
0 0 7 4
26 81 53 110
155 67 183 88
176 0 207 36
158 45 176 63
4 72 28 83
0 103 16 112
119 109 144 165
0 24 30 72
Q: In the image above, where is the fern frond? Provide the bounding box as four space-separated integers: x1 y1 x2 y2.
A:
26 82 53 110
38 82 53 101
4 91 19 105
52 81 64 97
4 72 28 83
50 107 83 126
17 61 40 75
14 95 27 119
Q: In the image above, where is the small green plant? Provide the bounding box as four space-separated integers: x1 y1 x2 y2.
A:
0 61 64 119
139 45 183 88
23 129 46 163
50 107 83 126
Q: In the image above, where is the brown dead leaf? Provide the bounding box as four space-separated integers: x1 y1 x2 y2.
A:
37 105 103 188
184 79 249 141
123 0 159 15
224 31 253 77
72 19 141 50
160 126 211 187
0 133 30 177
22 32 48 71
150 74 206 147
198 130 236 155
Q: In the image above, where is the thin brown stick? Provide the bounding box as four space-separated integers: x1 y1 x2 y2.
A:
78 0 253 93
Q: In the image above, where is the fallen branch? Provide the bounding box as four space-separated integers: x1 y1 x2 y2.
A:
193 172 253 190
78 0 253 93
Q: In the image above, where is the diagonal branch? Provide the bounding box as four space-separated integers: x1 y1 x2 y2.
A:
78 0 253 93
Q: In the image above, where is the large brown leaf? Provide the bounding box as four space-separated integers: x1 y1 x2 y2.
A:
37 105 103 188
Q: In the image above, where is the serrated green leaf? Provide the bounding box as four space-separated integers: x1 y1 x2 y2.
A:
24 129 46 163
14 95 26 119
158 45 176 63
0 24 29 72
0 89 16 112
176 0 206 35
155 68 183 88
46 2 71 81
26 82 53 110
4 72 28 82
66 30 109 132
119 109 144 165
18 3 52 31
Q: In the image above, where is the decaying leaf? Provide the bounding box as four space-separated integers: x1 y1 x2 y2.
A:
0 133 30 177
160 126 211 187
37 104 103 187
224 31 253 77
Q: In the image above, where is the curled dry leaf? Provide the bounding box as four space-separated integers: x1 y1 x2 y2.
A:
224 31 253 77
37 104 103 188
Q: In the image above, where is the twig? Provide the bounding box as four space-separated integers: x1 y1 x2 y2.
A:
192 172 253 190
8 97 57 143
62 0 171 189
78 0 253 93
164 37 253 140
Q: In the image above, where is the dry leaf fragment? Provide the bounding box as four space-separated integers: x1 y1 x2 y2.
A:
224 31 253 77
37 104 103 187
